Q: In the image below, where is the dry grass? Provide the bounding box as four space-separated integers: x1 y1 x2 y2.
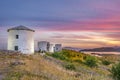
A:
0 51 114 80
17 55 79 80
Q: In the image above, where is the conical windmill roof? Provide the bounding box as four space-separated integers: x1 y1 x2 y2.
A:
7 25 35 32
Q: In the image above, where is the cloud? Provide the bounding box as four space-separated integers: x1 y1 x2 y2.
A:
0 0 120 48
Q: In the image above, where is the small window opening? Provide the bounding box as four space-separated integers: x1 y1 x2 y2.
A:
15 46 18 51
16 35 19 39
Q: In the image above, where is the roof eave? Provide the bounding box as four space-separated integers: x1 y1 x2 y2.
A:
7 29 35 32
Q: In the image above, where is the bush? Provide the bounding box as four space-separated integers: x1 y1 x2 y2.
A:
110 63 120 80
51 52 66 60
85 56 97 67
64 63 76 70
49 49 87 63
74 59 83 63
102 60 111 65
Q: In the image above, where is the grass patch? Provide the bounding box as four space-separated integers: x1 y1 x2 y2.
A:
64 63 76 70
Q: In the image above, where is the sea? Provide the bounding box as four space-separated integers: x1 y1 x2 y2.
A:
82 51 120 55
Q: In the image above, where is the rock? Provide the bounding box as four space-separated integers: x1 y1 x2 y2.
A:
10 61 25 66
74 73 81 78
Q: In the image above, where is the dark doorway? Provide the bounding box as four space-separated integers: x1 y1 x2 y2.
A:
15 46 18 51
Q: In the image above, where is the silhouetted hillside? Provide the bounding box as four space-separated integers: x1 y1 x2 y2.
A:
63 47 81 52
80 46 120 52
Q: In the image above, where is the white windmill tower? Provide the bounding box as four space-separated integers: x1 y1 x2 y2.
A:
7 25 35 54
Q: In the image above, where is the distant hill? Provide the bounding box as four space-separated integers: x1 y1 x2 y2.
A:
63 47 82 52
80 46 120 52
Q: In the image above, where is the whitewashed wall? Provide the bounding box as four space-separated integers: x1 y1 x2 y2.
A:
54 44 62 52
38 41 49 52
8 30 34 54
49 44 55 53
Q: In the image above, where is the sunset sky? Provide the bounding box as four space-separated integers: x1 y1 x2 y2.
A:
0 0 120 49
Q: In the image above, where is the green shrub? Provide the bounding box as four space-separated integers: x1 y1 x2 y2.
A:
102 60 111 65
51 52 66 60
85 56 97 67
64 63 76 70
74 59 83 63
110 63 120 80
49 49 92 64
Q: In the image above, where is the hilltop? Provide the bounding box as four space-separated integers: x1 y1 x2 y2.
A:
63 47 82 52
0 50 119 80
81 46 120 52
